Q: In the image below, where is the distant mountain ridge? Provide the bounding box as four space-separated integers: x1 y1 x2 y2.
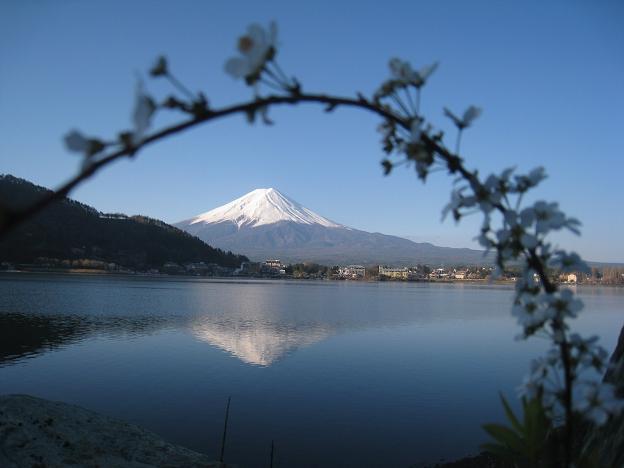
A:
0 175 248 270
175 188 494 266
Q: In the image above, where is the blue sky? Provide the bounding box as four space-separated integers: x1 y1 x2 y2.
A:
1 0 623 262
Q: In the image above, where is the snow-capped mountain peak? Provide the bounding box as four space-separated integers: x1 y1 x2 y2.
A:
188 188 342 228
175 188 492 265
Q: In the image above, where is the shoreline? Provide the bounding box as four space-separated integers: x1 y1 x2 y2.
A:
2 267 621 288
1 267 619 287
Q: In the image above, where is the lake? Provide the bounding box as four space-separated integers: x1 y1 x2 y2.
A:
0 273 622 467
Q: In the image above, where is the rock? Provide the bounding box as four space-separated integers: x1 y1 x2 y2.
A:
0 394 232 468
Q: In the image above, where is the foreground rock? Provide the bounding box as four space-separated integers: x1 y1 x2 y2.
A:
0 394 229 468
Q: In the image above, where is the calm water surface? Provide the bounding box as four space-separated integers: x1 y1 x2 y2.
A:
0 273 622 467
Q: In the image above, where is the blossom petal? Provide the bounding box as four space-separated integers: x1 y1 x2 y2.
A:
462 106 482 126
247 23 267 48
225 57 249 79
132 80 156 144
268 21 278 44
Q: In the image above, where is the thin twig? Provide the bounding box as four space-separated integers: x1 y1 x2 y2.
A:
165 72 197 102
219 396 231 463
455 129 463 156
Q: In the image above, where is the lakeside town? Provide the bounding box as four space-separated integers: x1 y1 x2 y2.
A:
3 257 624 286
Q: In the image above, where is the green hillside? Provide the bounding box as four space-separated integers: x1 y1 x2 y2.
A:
0 175 248 271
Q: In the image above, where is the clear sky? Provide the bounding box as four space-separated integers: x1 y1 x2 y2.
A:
1 0 623 262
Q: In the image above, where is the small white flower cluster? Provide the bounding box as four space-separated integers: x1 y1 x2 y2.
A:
374 58 441 135
573 381 624 425
519 348 562 407
519 342 622 426
512 289 583 336
390 58 438 89
569 333 609 370
519 201 581 236
378 117 437 179
225 22 278 86
375 58 438 101
402 120 435 179
439 159 622 428
223 22 295 100
445 167 549 219
512 292 554 331
443 106 482 130
443 168 583 277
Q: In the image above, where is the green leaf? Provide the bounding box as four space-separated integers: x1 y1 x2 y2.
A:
500 393 523 433
482 423 525 453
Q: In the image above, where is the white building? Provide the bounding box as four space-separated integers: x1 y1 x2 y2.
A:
379 265 409 279
338 265 366 279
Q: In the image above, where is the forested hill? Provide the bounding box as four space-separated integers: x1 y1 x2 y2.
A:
0 175 248 270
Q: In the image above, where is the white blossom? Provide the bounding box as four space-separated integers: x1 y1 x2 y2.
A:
569 333 608 370
512 292 554 329
388 58 438 88
520 201 580 235
574 382 624 426
132 80 156 145
225 22 277 83
514 167 547 192
441 188 463 221
469 175 503 214
519 355 555 398
444 105 482 129
544 289 583 320
527 167 547 185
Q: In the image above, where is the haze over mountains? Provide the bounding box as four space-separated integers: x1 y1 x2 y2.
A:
175 188 493 266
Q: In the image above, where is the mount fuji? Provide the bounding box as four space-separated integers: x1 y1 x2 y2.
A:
174 188 492 266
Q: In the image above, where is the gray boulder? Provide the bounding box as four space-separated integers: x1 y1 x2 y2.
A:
0 394 230 467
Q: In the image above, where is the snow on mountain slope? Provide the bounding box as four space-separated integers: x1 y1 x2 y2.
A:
188 188 343 228
175 188 493 265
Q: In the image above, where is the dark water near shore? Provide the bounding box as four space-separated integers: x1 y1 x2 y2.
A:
0 273 622 467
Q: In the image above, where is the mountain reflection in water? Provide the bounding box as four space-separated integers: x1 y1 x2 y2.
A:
1 273 437 367
0 312 169 367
